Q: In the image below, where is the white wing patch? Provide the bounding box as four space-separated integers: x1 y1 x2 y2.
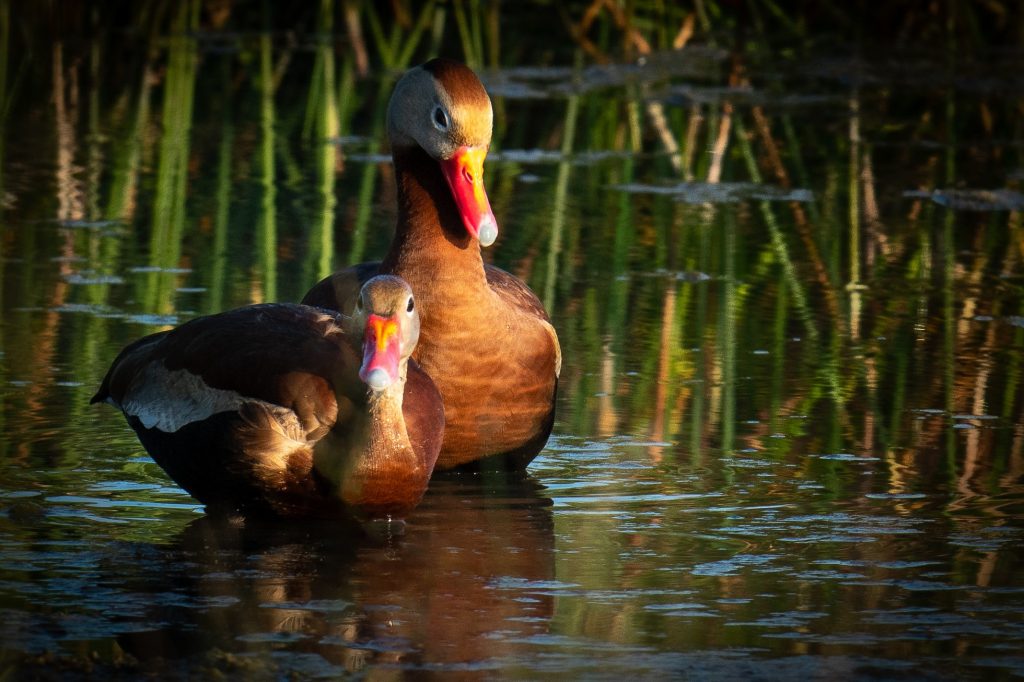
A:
122 362 254 433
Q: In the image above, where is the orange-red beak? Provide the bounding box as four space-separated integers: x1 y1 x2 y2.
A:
439 145 498 247
359 314 401 390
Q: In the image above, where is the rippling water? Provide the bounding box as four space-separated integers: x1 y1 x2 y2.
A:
4 435 1023 678
2 4 1024 680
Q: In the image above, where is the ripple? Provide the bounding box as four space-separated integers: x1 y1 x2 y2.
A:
780 534 878 544
727 610 828 628
726 458 777 469
794 570 866 580
865 493 929 500
904 188 1024 211
692 554 780 576
490 577 582 591
123 313 179 326
236 631 311 643
762 632 882 645
62 272 125 285
874 561 943 569
614 181 814 204
644 602 709 611
557 492 720 505
46 494 194 510
50 302 119 315
493 149 563 163
59 219 123 229
969 657 1024 675
812 453 881 462
344 153 390 163
128 266 192 274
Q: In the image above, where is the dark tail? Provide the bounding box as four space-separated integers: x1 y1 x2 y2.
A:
89 332 167 406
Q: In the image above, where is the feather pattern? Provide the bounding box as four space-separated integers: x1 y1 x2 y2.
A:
95 281 444 519
302 60 559 471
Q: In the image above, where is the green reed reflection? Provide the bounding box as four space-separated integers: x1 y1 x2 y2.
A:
206 56 234 316
143 1 198 316
258 30 277 303
0 3 1023 678
307 0 338 283
543 76 579 313
0 0 1020 536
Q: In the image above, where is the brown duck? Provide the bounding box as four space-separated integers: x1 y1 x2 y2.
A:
303 58 561 471
92 275 444 520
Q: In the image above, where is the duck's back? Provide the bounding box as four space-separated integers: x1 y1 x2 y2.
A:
93 304 359 516
302 263 559 471
301 262 382 317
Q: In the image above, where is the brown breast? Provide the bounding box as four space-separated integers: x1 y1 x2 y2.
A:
384 147 559 470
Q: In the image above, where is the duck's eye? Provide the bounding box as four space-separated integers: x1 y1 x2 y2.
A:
406 296 415 313
432 106 449 131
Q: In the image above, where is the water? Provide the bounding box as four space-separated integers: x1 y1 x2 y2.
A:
2 4 1024 679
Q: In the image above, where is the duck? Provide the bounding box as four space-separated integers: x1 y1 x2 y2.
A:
302 58 561 472
92 275 445 520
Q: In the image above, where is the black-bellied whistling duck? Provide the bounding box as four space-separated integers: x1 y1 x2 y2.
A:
92 275 444 520
303 58 561 472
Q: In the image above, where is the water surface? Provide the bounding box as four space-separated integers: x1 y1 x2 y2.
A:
1 4 1023 679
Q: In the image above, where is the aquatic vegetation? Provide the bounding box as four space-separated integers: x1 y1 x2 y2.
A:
0 1 1022 678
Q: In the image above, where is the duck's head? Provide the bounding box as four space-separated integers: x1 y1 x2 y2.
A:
387 58 498 247
347 275 420 393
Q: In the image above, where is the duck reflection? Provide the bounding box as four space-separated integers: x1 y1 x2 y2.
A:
116 474 554 673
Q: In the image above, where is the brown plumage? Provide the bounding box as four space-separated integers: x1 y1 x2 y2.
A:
303 58 560 471
92 275 444 520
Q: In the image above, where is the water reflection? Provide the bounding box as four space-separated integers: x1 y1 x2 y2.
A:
2 1 1024 679
5 476 554 676
531 438 1024 678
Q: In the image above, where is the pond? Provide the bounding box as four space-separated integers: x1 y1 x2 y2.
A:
2 2 1024 679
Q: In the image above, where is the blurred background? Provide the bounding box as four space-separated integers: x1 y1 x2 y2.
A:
1 1 1023 678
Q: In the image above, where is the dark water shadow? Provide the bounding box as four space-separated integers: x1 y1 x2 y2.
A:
12 475 557 677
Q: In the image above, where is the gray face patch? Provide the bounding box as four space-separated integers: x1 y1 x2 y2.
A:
385 65 492 159
121 362 249 433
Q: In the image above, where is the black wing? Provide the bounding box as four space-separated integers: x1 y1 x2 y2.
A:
301 262 382 314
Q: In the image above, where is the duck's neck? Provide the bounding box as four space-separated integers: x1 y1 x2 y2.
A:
357 371 412 464
383 145 488 291
315 374 424 514
363 380 412 459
